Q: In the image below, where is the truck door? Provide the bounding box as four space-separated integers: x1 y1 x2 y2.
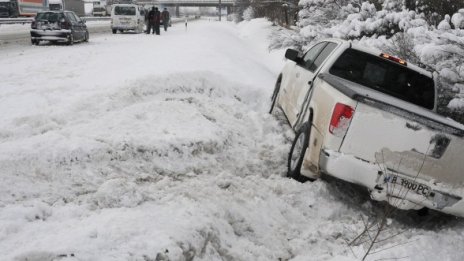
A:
289 42 338 127
282 42 326 126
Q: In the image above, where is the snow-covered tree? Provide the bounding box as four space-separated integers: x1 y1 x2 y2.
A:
243 6 255 21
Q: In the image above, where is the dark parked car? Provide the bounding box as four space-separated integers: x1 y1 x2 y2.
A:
30 11 89 45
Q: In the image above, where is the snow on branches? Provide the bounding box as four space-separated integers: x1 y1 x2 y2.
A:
270 0 464 121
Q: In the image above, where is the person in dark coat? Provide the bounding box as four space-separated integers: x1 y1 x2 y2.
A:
146 7 156 34
153 7 161 35
161 8 170 32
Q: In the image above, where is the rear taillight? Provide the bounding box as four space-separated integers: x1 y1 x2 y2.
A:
329 103 355 137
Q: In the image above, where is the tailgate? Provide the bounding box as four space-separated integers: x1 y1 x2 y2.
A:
340 99 464 186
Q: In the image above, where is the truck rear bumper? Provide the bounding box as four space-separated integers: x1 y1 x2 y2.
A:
319 149 464 217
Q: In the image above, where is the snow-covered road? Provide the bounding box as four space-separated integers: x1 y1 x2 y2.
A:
0 19 463 261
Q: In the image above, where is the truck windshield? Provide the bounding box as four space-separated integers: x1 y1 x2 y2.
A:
114 6 135 15
329 49 435 110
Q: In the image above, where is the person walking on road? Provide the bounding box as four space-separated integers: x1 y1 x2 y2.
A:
161 8 170 32
146 7 156 34
153 7 161 35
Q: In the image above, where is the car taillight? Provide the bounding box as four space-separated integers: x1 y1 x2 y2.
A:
329 103 355 137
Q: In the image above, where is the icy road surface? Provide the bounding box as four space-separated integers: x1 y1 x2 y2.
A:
0 19 463 261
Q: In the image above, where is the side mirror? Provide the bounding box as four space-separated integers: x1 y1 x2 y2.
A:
285 49 300 63
81 18 86 23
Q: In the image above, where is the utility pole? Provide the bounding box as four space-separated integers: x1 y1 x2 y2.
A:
218 0 222 21
283 3 288 26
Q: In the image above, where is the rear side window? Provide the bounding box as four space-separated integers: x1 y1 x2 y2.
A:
309 42 337 71
301 42 326 70
329 49 435 110
65 12 77 22
114 6 136 15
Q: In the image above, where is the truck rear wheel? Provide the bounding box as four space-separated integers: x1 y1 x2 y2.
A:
288 122 312 182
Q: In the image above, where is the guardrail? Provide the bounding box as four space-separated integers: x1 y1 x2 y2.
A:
0 16 110 25
0 17 33 25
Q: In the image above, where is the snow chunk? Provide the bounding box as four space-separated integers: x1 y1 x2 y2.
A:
438 15 452 30
92 179 144 208
451 9 464 29
448 98 464 110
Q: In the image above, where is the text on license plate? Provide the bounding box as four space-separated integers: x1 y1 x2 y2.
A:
385 175 431 196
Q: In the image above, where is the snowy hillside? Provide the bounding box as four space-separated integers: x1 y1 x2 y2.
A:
0 19 463 261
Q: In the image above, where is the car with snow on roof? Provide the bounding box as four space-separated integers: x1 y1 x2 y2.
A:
271 38 464 218
30 10 89 45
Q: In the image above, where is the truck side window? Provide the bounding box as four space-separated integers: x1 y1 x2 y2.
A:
308 43 337 72
301 42 327 70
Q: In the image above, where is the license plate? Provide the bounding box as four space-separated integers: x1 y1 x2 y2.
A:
385 175 431 196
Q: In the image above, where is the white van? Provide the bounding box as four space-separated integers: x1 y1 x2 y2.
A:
111 4 145 34
92 6 107 17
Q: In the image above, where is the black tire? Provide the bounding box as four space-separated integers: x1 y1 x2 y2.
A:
31 39 39 45
84 31 89 42
67 33 74 45
269 76 281 114
112 29 117 34
287 122 312 182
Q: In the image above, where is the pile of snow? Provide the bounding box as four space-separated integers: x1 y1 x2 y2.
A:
0 18 463 261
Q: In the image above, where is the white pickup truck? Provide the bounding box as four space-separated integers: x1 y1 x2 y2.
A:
271 38 464 217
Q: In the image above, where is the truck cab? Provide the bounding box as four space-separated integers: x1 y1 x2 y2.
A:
0 0 18 18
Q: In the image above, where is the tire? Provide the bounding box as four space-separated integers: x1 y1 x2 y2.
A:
269 76 281 114
112 29 117 34
287 122 312 182
84 31 89 42
31 39 38 45
67 33 74 45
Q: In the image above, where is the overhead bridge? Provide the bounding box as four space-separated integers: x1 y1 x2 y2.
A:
138 0 236 19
